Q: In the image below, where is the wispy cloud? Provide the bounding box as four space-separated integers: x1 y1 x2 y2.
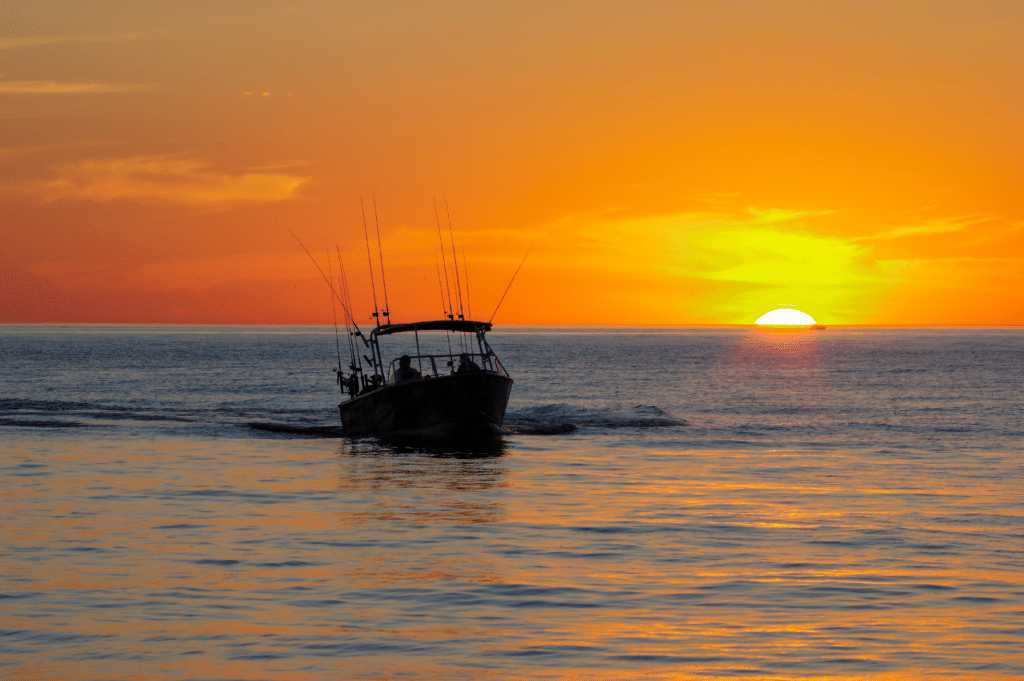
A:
669 223 892 323
518 206 892 324
864 214 997 240
0 78 157 94
748 207 836 223
38 155 308 207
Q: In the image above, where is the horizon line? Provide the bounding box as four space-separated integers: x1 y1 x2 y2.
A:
2 322 1021 330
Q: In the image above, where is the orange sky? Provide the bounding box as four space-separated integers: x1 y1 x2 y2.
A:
2 1 1021 326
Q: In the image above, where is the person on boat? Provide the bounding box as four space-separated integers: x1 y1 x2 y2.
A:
457 353 480 373
359 374 381 394
396 355 421 381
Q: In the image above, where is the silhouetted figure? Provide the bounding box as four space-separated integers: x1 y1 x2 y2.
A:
396 355 421 381
457 353 480 373
360 374 381 394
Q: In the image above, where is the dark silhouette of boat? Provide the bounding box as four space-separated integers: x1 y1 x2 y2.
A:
336 319 513 437
289 203 521 439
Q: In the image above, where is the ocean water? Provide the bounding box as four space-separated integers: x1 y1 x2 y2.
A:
1 324 1022 680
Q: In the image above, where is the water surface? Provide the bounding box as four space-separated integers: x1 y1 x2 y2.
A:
2 325 1022 679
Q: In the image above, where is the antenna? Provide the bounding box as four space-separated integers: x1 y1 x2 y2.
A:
433 197 454 320
490 246 532 323
360 197 381 327
444 197 464 320
372 195 391 324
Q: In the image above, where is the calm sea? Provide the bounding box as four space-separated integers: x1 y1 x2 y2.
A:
1 325 1022 680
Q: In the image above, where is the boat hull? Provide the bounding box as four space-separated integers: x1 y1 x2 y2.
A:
338 372 513 437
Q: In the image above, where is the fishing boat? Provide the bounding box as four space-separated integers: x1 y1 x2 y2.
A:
336 319 514 437
290 197 524 439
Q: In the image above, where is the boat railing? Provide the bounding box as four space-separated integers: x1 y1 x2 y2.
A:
383 351 508 385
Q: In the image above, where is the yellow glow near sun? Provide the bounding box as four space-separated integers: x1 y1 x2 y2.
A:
755 309 817 325
669 221 889 325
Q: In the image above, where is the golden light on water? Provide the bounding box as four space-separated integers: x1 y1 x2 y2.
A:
755 309 817 326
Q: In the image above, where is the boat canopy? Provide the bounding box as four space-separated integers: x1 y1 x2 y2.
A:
371 320 492 337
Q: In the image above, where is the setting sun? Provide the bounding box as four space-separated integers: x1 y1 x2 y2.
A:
755 309 817 326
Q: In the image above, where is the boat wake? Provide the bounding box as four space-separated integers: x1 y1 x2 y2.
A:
0 398 197 429
1 398 685 440
504 403 686 435
0 398 335 437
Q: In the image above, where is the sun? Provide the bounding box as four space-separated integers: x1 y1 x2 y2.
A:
755 308 817 326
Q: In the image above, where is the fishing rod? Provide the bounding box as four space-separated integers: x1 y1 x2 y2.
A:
433 197 455 321
444 198 468 351
286 229 362 338
461 244 472 321
336 246 358 370
435 256 449 319
436 255 455 369
335 246 364 395
336 246 370 393
360 197 381 327
430 254 454 368
444 198 464 321
372 195 391 324
326 248 343 383
489 246 532 324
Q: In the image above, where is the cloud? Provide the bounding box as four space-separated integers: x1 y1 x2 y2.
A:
38 155 308 207
0 79 157 94
748 207 835 224
864 214 996 241
669 223 892 323
534 206 891 324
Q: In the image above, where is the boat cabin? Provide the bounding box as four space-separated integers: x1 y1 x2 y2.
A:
344 320 509 397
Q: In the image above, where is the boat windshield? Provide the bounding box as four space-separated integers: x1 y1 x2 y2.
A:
373 327 508 386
